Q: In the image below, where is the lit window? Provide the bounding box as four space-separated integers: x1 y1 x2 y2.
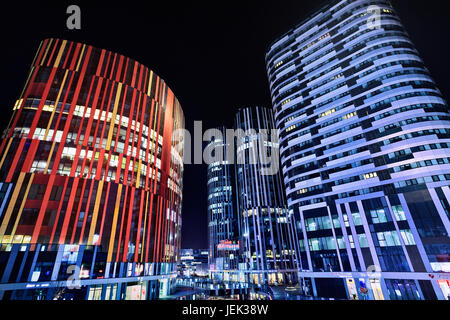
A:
400 230 416 245
274 60 284 69
357 234 369 248
370 209 388 224
343 111 357 120
392 205 406 221
377 231 401 247
351 212 362 226
363 172 378 180
286 125 297 133
319 108 336 118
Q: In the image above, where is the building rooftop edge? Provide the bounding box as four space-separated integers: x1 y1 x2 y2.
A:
42 37 183 109
264 0 340 60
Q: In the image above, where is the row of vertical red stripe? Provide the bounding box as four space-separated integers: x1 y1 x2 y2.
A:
0 39 184 264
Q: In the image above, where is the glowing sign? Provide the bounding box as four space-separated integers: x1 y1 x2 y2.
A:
217 240 239 251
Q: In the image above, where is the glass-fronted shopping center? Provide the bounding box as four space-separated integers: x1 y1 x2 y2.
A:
0 39 184 300
266 0 450 299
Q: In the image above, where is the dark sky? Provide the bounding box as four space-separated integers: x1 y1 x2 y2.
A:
1 1 449 249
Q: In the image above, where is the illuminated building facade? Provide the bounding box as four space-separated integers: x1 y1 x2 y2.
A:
234 106 300 286
206 126 240 278
266 0 450 299
0 39 184 300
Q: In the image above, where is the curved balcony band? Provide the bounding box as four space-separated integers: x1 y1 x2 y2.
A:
266 0 450 300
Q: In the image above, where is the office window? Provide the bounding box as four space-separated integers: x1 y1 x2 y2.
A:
309 238 320 251
392 205 406 221
332 215 341 228
370 209 388 224
337 236 346 249
400 230 416 245
351 211 363 226
377 231 401 247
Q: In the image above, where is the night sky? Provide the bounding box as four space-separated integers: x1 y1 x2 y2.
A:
1 0 449 249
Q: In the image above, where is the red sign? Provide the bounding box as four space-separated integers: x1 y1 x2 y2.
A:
217 240 239 251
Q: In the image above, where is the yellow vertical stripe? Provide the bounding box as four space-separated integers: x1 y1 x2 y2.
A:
10 173 35 240
88 180 104 245
107 184 123 261
31 41 44 67
106 83 123 151
75 44 86 72
147 71 154 96
18 66 35 101
136 160 141 188
0 172 26 243
40 38 54 66
0 139 13 170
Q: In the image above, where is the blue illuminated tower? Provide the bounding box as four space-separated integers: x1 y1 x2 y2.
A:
234 106 300 286
266 0 450 300
207 127 240 280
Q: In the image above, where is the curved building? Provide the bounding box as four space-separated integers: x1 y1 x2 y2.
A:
266 0 450 300
234 106 299 286
0 39 184 300
206 127 239 279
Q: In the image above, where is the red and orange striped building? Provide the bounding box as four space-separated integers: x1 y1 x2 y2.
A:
0 39 184 300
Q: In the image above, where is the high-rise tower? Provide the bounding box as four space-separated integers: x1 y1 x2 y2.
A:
234 106 299 286
207 126 240 279
266 0 450 300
